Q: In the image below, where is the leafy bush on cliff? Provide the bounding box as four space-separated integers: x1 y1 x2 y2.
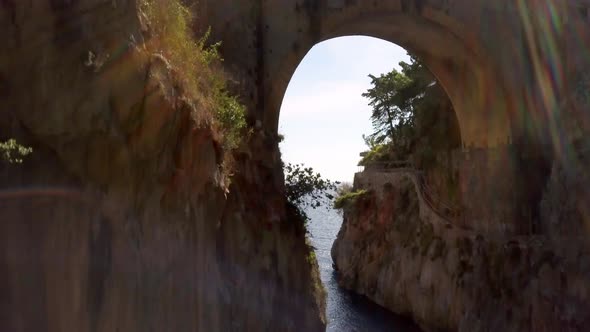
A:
333 189 368 209
0 139 32 164
284 163 339 220
212 84 248 151
140 0 248 154
358 138 390 166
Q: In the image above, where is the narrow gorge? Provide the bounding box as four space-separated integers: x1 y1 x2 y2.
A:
2 0 590 331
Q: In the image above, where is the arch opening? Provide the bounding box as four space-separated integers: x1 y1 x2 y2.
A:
270 3 542 237
277 35 462 330
265 7 514 149
277 36 464 331
278 36 462 182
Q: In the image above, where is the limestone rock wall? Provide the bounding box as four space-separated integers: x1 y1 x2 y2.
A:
0 1 324 331
452 147 531 236
332 172 590 332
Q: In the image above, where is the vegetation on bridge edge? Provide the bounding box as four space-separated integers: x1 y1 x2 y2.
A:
140 0 249 178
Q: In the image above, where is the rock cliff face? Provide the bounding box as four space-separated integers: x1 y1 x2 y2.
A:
0 1 324 331
332 172 590 332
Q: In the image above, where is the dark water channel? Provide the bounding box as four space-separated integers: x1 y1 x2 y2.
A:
306 205 423 332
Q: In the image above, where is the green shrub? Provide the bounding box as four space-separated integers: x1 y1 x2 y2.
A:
358 143 390 166
0 139 32 164
140 0 248 154
284 163 339 221
333 189 368 209
213 85 248 151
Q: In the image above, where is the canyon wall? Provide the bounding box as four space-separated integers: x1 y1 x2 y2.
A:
0 1 324 331
332 171 590 332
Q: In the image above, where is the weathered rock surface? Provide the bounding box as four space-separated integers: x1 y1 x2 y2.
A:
0 1 324 331
332 172 590 332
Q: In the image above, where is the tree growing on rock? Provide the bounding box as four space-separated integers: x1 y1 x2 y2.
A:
361 55 461 168
284 163 339 221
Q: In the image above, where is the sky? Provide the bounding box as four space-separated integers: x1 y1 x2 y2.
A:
278 36 410 183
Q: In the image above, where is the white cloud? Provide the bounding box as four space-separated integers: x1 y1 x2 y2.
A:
280 81 369 117
315 36 410 77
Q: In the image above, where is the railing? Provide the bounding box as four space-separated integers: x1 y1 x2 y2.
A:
361 160 463 227
415 171 462 226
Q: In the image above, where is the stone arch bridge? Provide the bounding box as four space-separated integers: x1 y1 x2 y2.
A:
200 0 590 235
1 1 590 331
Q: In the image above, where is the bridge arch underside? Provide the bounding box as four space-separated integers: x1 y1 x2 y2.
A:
266 9 516 149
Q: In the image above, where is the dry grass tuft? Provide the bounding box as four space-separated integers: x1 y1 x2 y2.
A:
139 0 249 183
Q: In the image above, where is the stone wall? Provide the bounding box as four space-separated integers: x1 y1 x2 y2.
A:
452 147 529 235
451 145 555 237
